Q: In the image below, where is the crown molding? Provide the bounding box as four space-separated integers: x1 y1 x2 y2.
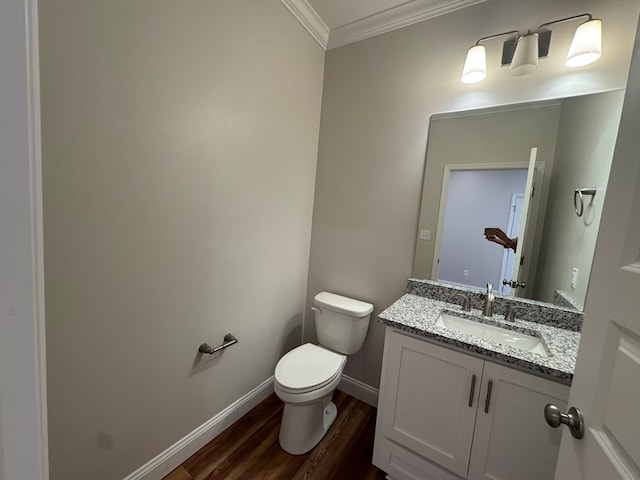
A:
280 0 329 49
327 0 488 50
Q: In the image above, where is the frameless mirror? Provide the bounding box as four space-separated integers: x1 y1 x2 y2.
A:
413 90 625 311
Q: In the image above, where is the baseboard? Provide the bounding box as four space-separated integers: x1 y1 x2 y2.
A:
124 373 376 479
123 376 275 480
338 374 379 407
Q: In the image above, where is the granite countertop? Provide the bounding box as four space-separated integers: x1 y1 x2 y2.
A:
378 293 580 385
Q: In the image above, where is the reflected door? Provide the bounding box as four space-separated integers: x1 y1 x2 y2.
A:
499 194 524 295
508 148 541 298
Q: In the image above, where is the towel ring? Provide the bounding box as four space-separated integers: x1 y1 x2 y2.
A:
574 188 596 217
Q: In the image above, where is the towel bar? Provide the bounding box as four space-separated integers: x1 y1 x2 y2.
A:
199 333 238 354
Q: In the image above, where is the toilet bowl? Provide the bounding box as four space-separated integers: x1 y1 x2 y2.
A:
274 343 346 454
274 292 373 455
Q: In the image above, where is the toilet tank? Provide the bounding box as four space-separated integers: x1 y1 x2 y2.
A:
313 292 374 355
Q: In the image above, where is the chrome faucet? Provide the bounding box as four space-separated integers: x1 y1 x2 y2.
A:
483 283 494 317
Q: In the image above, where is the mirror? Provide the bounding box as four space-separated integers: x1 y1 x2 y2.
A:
413 90 625 311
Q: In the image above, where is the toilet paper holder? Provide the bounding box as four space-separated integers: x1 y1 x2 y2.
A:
199 333 238 354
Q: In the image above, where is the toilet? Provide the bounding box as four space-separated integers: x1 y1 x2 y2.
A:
274 291 373 455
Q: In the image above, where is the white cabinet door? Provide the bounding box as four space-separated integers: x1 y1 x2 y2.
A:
378 330 484 478
468 362 570 480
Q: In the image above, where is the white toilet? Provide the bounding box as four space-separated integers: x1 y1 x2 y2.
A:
274 291 373 455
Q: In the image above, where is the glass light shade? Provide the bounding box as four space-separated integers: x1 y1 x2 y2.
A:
566 19 602 67
461 45 487 84
509 33 539 76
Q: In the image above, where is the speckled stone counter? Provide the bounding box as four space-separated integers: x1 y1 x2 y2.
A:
378 293 580 385
406 278 583 331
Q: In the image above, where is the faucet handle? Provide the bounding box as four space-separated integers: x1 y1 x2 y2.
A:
460 295 471 312
505 305 521 322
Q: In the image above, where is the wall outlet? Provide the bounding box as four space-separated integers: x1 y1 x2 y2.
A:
463 269 469 277
419 229 431 241
570 267 578 289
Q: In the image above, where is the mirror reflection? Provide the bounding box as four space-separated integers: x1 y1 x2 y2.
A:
413 90 625 310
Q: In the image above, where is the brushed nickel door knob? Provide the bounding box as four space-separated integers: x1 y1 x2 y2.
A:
502 279 527 288
544 403 585 439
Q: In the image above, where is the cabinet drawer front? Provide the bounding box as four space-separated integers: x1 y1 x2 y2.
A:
380 331 484 477
375 436 464 480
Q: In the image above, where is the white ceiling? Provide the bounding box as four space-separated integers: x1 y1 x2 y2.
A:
281 0 488 49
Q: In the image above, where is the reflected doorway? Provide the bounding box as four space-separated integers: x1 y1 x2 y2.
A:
435 167 528 291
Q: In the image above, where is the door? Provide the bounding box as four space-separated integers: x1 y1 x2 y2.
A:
509 148 540 298
0 1 48 480
553 18 640 480
499 194 524 295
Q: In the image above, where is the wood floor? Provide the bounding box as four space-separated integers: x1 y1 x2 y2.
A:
163 390 386 480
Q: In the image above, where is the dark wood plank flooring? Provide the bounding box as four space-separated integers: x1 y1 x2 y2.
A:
163 391 386 480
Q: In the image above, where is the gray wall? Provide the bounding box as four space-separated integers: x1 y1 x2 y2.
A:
438 169 528 289
535 90 625 306
40 1 324 479
306 0 640 389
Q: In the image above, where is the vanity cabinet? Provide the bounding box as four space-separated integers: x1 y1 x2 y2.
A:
373 328 570 480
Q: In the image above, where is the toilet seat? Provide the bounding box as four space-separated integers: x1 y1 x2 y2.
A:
275 343 346 394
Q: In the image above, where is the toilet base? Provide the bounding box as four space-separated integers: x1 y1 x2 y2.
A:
278 394 337 455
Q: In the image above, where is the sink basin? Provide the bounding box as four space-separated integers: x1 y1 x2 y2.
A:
435 312 549 357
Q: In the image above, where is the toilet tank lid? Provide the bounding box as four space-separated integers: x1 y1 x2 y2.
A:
313 292 373 318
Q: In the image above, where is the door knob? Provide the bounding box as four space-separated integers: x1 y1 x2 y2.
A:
544 404 585 439
502 279 526 289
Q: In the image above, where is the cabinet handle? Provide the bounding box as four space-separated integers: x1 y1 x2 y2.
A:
484 380 493 414
468 374 477 407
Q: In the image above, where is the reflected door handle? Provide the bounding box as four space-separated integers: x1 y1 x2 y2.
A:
502 279 526 289
544 404 585 439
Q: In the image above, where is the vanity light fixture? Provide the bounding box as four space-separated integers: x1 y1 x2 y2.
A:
509 32 539 76
565 17 602 67
460 44 488 84
461 13 602 84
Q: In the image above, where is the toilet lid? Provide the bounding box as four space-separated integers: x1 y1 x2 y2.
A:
275 344 346 393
